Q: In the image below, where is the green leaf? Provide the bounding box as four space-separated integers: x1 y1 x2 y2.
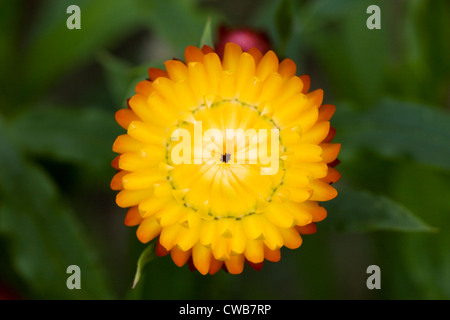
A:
0 1 22 114
275 0 294 54
412 0 450 92
144 0 214 54
0 120 114 299
322 188 435 233
0 1 20 82
132 241 157 290
300 0 356 22
7 106 121 174
97 51 150 107
389 163 450 298
20 0 146 100
251 0 281 41
336 99 450 171
304 0 390 105
199 16 213 48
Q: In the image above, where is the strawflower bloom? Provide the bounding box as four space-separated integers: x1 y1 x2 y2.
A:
111 43 341 274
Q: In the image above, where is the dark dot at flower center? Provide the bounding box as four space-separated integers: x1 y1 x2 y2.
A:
221 153 231 163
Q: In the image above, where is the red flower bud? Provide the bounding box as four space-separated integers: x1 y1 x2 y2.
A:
215 26 271 58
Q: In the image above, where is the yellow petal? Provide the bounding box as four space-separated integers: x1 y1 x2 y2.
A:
174 80 199 109
235 52 256 93
200 220 217 247
222 42 242 73
272 76 303 107
118 152 160 171
278 58 297 79
301 121 330 144
110 170 127 190
283 186 312 203
292 144 323 162
294 106 319 133
224 254 245 274
138 195 171 218
230 222 246 255
242 214 264 240
299 75 310 93
112 134 142 153
146 93 178 125
322 167 341 184
255 50 279 81
217 217 235 238
288 162 328 179
212 236 231 261
273 93 308 124
280 228 302 249
299 201 327 222
218 70 236 99
159 223 182 251
136 216 161 243
152 180 172 197
244 239 264 263
309 180 338 201
128 94 154 124
116 188 152 208
203 52 222 94
140 145 166 162
184 45 204 63
209 257 224 275
158 202 185 227
318 104 336 122
306 89 324 108
320 143 341 164
284 201 312 226
246 47 263 65
264 246 281 262
124 206 143 226
258 72 283 103
122 170 162 190
148 68 168 81
151 77 181 112
280 127 301 147
264 202 295 229
164 59 188 81
115 108 140 130
239 76 262 105
192 243 212 275
261 217 284 250
176 220 201 251
283 169 310 188
127 121 165 145
188 61 210 100
135 80 154 97
170 247 191 267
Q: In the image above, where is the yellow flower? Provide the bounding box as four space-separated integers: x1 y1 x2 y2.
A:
111 43 341 274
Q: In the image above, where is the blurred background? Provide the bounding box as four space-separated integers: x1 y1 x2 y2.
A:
0 0 449 300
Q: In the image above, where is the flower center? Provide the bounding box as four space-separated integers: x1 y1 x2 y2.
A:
221 153 231 163
166 99 285 219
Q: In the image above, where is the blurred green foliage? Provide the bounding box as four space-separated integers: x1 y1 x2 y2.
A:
0 0 449 300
